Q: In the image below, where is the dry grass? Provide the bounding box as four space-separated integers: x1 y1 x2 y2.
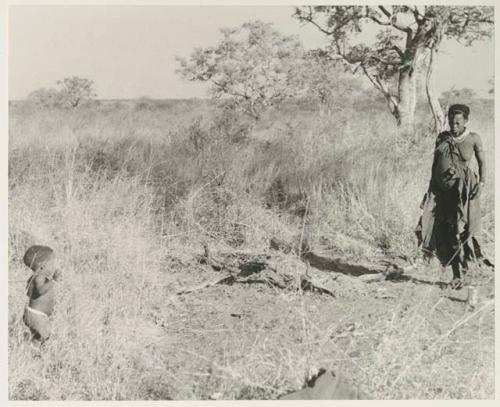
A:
8 98 494 400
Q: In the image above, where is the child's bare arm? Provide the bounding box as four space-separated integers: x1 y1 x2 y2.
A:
53 269 62 281
33 275 54 296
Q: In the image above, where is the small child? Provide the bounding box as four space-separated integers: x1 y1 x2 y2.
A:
22 245 61 341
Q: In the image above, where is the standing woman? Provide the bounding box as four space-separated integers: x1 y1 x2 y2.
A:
416 104 486 289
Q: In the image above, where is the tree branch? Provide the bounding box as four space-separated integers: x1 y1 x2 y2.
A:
425 47 445 133
476 17 494 24
412 6 424 23
392 45 405 58
361 64 400 118
211 79 251 100
391 19 413 34
362 65 384 94
368 54 402 66
369 15 391 26
297 6 335 36
379 6 392 19
371 6 412 34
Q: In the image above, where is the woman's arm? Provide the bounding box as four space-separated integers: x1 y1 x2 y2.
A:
473 133 486 183
471 133 486 199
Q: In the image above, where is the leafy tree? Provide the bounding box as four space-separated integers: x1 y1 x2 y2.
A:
28 76 97 109
177 20 304 120
27 87 63 109
57 76 97 108
294 5 493 134
299 49 366 116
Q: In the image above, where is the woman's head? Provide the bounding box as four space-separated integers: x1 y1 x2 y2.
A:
448 104 470 135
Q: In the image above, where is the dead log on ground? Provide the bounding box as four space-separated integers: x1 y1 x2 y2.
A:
179 244 335 297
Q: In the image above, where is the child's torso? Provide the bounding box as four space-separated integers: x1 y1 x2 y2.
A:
28 283 55 316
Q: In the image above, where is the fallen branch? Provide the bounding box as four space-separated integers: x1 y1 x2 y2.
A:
299 274 336 297
179 244 336 297
176 274 235 295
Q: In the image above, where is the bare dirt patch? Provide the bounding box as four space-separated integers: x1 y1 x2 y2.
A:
132 250 494 400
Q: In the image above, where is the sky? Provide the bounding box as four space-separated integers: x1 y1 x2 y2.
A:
8 5 495 100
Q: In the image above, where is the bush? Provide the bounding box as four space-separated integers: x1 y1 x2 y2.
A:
26 77 97 110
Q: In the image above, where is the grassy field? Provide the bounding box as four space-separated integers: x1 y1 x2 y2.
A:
8 96 495 400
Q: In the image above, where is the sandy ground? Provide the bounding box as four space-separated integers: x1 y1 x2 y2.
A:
133 249 495 399
8 244 494 400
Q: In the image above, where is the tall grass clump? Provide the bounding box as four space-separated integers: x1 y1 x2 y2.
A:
9 144 176 399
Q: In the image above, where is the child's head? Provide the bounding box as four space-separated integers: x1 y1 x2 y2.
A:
23 245 55 274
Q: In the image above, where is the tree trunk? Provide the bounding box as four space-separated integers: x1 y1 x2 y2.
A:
408 70 418 129
395 16 440 135
384 95 401 124
426 47 445 134
361 65 402 126
397 66 417 134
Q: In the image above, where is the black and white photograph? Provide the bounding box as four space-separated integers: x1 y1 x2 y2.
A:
5 1 496 401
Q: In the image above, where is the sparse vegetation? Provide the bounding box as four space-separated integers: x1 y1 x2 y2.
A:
8 94 494 399
27 76 97 110
176 21 305 120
